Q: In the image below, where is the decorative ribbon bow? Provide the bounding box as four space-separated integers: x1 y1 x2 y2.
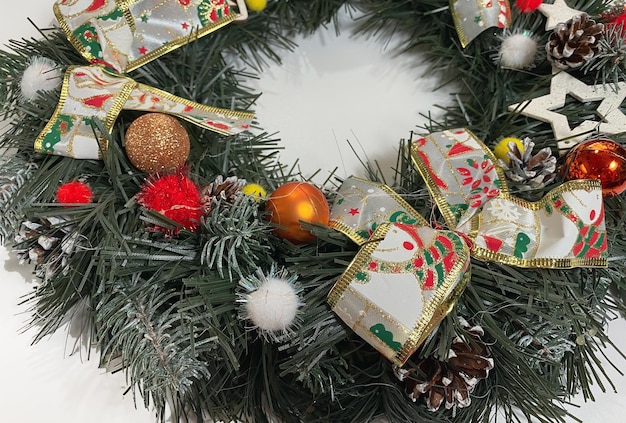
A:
328 129 608 366
36 0 253 159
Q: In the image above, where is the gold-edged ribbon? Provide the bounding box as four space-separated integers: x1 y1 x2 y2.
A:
450 0 512 48
36 0 253 159
328 128 608 366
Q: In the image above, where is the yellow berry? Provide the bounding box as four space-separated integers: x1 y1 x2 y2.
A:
493 137 524 164
245 0 267 12
242 183 267 202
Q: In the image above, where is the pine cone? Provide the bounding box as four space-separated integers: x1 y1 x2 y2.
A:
200 175 246 210
499 137 557 189
546 14 604 70
395 320 494 412
14 216 82 281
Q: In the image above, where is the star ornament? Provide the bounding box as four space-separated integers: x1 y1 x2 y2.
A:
508 72 626 152
538 0 584 30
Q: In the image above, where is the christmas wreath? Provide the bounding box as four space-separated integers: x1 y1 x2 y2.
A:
2 0 626 422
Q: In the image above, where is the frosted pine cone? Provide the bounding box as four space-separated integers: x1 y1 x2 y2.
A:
546 14 604 70
14 216 82 281
395 320 494 412
499 137 557 190
200 175 246 210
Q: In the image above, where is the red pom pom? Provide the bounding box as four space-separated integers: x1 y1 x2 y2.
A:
56 181 93 207
515 0 542 12
136 172 204 233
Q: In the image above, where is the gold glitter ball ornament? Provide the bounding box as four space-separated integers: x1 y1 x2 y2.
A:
125 113 190 173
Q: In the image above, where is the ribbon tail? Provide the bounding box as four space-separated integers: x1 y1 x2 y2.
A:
450 0 511 48
127 83 253 136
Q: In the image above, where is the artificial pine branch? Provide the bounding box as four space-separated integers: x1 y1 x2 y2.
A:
1 1 626 422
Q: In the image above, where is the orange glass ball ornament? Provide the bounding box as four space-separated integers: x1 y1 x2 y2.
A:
562 138 626 197
266 182 330 244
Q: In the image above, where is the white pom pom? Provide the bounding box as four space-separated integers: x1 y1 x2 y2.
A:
20 56 63 102
239 267 302 341
497 32 538 70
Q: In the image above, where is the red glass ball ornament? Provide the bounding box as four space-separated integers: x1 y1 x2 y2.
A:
515 0 542 12
562 138 626 197
266 182 330 244
56 181 93 207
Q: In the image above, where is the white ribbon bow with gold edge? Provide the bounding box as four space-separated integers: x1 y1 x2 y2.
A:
36 0 253 159
328 128 608 366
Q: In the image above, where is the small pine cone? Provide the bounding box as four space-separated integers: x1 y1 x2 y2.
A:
546 14 604 70
14 216 80 280
395 320 494 412
500 137 557 190
200 175 247 208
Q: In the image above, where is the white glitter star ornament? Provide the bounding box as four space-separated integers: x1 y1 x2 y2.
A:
538 0 584 30
237 266 303 342
508 72 626 152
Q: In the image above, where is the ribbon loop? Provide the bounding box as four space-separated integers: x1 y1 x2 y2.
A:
35 65 253 158
329 177 428 245
411 129 608 267
55 0 242 73
328 128 608 365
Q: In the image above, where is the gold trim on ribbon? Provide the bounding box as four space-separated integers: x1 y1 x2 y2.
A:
125 14 237 73
396 251 471 365
135 83 254 135
34 66 72 155
34 66 137 159
329 176 429 245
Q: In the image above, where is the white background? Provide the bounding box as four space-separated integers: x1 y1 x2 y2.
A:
1 2 626 422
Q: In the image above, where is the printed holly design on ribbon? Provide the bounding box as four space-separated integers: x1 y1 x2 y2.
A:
328 128 608 366
456 154 501 209
39 115 74 154
198 0 231 26
38 0 252 160
411 129 507 229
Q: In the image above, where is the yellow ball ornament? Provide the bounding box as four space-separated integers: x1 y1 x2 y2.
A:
493 137 524 164
242 183 267 202
245 0 267 12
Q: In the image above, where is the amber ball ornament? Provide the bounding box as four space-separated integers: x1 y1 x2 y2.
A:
562 138 626 197
125 113 190 173
266 182 330 244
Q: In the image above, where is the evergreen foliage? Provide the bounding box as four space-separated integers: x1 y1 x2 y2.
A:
1 1 626 422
